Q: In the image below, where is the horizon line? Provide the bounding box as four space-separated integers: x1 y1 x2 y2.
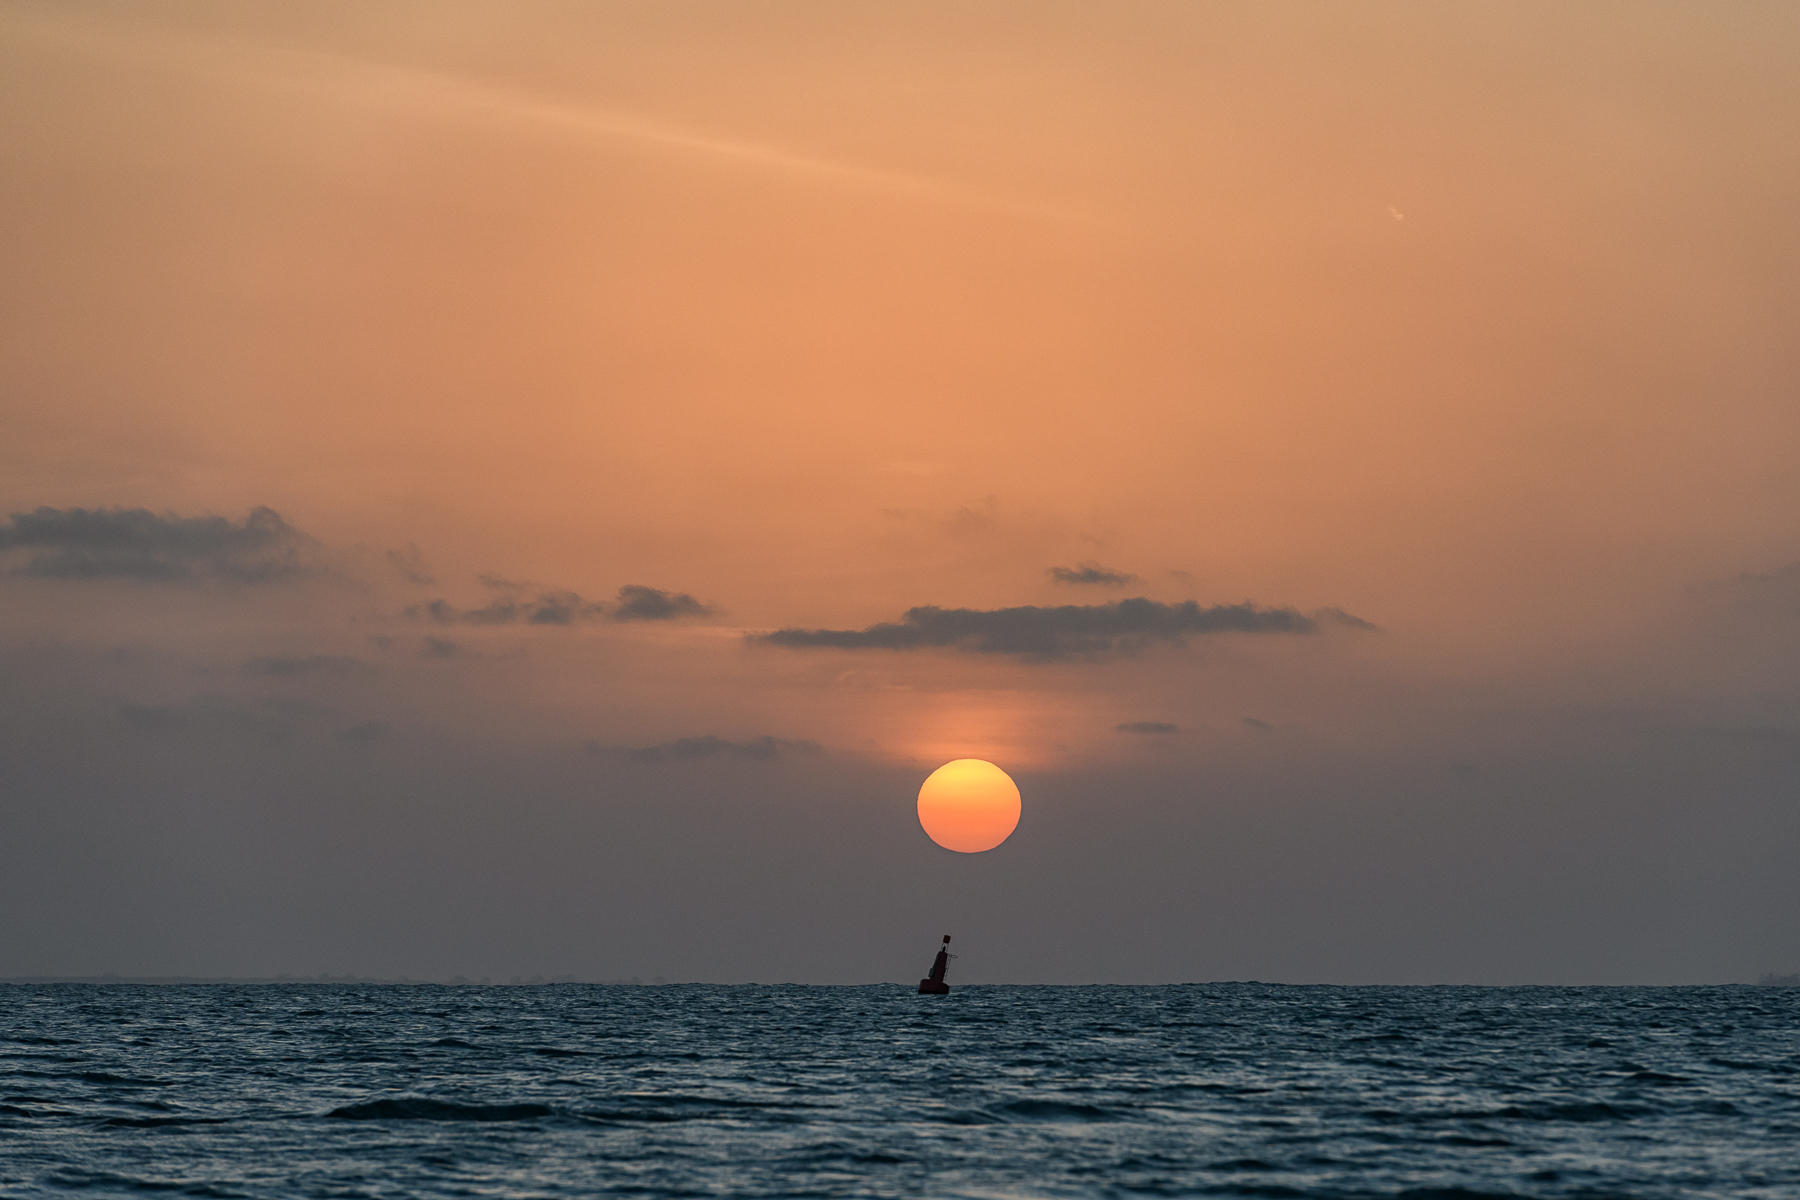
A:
3 976 1789 988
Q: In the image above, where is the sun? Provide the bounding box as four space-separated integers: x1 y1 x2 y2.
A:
917 759 1022 853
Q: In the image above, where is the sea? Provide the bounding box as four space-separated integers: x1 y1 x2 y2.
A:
2 983 1797 1198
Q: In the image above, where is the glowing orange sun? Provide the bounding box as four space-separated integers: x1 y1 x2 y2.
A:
917 759 1022 853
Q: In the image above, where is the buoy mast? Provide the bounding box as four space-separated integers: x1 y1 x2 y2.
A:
918 934 954 995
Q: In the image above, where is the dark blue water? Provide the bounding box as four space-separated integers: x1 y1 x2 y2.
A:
3 984 1797 1198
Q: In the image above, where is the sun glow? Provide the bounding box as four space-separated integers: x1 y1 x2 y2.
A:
916 759 1022 853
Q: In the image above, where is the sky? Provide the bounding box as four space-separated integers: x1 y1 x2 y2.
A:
3 1 1798 984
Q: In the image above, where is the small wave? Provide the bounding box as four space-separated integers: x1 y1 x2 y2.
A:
428 1038 478 1049
574 1108 684 1125
622 1092 820 1112
784 1140 907 1166
1495 1101 1641 1123
995 1098 1119 1122
1394 1190 1524 1200
576 1093 825 1125
530 1046 591 1058
16 1069 172 1088
932 1109 1000 1125
84 1071 171 1087
47 1169 247 1197
326 1097 554 1122
99 1116 230 1129
1625 1070 1690 1085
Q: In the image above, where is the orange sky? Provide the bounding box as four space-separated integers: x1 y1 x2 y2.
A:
3 2 1798 982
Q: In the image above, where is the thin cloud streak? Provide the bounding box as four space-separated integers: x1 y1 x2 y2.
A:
6 10 1092 228
1050 563 1138 587
595 734 823 764
1116 721 1179 735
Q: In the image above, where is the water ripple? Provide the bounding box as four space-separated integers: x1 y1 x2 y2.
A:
1 983 1797 1198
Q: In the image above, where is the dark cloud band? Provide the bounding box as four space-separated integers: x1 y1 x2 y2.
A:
0 505 309 583
754 597 1353 658
406 584 711 626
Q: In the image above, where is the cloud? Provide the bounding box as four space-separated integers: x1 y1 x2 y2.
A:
422 637 461 659
1315 606 1381 632
385 545 435 586
0 506 311 583
605 735 822 764
19 17 1100 233
338 720 391 745
1242 717 1273 731
407 584 711 625
882 494 999 537
241 654 369 678
1050 563 1138 587
406 591 607 625
1116 721 1179 734
754 597 1356 658
611 585 712 622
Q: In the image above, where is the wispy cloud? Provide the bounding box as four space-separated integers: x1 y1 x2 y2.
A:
385 545 435 586
598 735 822 764
421 637 461 659
1316 607 1381 632
406 583 711 626
406 592 607 626
612 585 712 622
1050 563 1137 587
10 11 1090 227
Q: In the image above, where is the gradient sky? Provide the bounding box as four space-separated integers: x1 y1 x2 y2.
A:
4 1 1798 983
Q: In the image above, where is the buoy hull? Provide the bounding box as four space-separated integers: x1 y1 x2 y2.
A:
918 979 949 995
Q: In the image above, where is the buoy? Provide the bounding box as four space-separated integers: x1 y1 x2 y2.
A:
918 934 953 995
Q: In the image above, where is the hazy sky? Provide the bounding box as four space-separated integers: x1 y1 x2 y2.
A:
4 1 1798 983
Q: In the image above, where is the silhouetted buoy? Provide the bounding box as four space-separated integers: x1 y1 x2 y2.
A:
918 934 954 995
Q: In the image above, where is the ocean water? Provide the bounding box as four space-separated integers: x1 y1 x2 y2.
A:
2 984 1797 1199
